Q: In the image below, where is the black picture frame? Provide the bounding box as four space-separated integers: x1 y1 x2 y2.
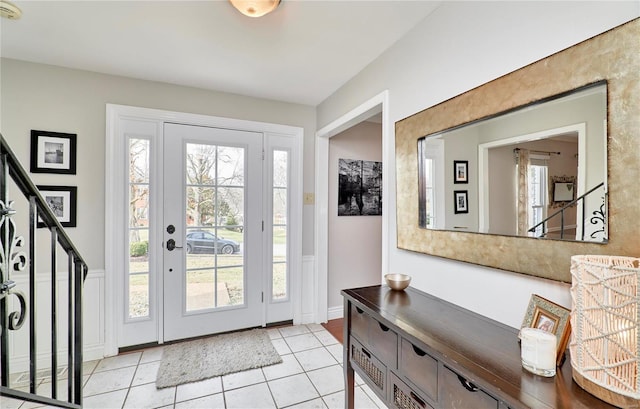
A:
454 190 468 214
30 130 77 174
37 185 77 228
453 160 468 184
337 158 383 216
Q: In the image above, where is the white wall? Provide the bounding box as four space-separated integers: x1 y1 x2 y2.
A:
328 121 382 312
442 126 479 231
316 1 639 328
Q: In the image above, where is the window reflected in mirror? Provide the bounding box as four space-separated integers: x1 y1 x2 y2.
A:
417 81 607 243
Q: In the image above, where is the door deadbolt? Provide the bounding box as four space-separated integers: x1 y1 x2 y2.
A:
166 224 176 234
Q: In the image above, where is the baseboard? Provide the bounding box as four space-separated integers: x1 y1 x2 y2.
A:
328 306 343 321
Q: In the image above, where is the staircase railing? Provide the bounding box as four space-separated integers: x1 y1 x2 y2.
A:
528 182 606 241
0 133 87 408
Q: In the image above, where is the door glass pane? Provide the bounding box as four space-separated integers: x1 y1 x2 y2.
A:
185 143 246 312
186 144 217 184
273 226 287 300
186 186 216 227
217 146 245 186
529 165 548 237
186 269 215 311
218 187 244 232
129 274 149 318
218 267 244 307
272 150 288 301
128 138 150 319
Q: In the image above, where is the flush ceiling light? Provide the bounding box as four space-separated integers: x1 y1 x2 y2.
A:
0 1 22 20
229 0 280 18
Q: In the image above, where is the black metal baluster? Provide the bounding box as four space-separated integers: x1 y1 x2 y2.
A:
29 196 37 394
50 227 58 399
67 250 73 403
73 257 83 405
581 197 586 241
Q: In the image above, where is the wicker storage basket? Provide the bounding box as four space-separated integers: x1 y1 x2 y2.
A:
570 255 639 408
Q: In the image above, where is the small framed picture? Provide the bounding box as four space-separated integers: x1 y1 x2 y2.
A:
37 185 77 228
549 175 576 208
553 182 574 202
453 160 468 184
454 190 468 214
521 294 571 366
30 130 77 174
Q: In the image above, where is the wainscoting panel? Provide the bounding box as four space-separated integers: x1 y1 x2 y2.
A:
7 269 105 373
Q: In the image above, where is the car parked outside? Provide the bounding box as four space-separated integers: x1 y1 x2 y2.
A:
185 230 240 254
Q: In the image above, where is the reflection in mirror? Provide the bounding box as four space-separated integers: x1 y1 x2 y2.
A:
418 81 607 243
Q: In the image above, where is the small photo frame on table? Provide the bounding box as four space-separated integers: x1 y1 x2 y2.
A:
30 130 77 174
454 190 468 214
453 160 468 184
37 185 77 228
521 294 571 366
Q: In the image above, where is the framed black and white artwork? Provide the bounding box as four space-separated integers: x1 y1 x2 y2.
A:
454 190 468 214
37 185 77 228
454 160 468 184
30 130 77 174
338 159 382 216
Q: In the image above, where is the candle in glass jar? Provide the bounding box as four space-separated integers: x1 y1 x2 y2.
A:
519 327 556 377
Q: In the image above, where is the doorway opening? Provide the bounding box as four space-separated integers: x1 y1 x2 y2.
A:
314 91 390 322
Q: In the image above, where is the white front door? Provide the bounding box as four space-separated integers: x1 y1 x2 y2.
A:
162 123 263 341
108 105 303 352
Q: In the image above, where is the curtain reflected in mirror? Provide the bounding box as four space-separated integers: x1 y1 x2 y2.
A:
418 81 607 243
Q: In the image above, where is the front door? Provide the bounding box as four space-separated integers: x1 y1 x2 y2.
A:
162 123 263 341
111 106 302 351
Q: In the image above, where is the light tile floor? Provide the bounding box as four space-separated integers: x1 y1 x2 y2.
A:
1 324 386 409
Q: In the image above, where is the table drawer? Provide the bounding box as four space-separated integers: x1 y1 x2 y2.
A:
350 336 386 397
440 366 499 409
399 338 438 401
350 305 369 343
369 318 398 367
389 371 435 409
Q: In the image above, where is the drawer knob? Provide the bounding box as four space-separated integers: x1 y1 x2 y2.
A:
355 307 364 314
457 375 479 392
378 322 390 332
410 391 426 408
361 348 371 359
412 344 427 356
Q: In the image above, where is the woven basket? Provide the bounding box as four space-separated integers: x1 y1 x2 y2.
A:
570 255 639 408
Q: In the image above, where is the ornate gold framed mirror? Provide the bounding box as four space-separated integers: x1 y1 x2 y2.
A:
395 18 639 282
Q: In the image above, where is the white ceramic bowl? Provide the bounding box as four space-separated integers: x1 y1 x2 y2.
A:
385 273 411 291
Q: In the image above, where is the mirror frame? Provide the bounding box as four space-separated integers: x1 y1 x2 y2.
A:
395 18 639 283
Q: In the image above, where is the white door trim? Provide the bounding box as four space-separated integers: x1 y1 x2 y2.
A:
313 90 390 323
105 104 303 356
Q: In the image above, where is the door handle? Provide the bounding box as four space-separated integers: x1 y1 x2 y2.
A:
166 239 183 251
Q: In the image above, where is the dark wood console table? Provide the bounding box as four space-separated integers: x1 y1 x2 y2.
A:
342 285 614 409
